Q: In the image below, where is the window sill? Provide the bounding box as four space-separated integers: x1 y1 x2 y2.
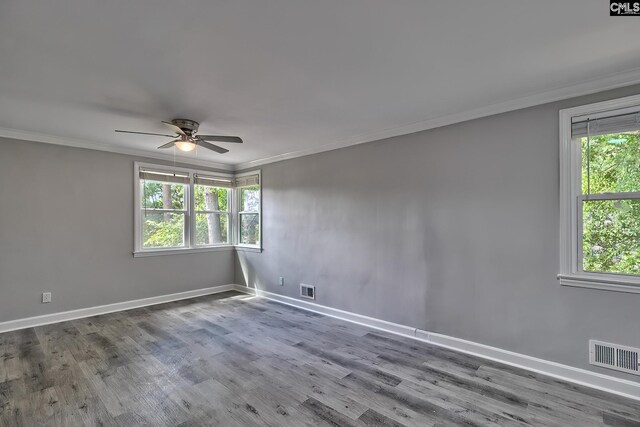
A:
133 246 235 257
558 273 640 294
234 245 263 253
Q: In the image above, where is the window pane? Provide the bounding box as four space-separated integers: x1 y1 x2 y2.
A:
142 211 185 248
195 213 229 245
582 199 640 275
240 213 260 245
241 186 260 212
581 131 640 194
194 185 230 212
140 181 186 210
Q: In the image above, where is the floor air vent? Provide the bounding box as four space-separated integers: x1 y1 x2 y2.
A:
300 284 315 300
589 340 640 376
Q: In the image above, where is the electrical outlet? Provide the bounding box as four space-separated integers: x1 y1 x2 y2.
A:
42 292 52 303
279 277 285 286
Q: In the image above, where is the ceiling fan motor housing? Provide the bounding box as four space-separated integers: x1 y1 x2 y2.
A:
171 119 199 135
114 118 239 154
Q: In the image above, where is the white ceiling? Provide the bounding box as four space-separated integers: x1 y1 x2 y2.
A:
1 0 640 169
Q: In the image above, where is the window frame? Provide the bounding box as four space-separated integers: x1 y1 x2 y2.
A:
235 169 262 251
193 181 232 247
139 183 190 250
133 162 262 257
558 94 640 294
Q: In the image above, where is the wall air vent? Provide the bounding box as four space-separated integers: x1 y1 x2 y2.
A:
300 284 315 300
589 340 640 376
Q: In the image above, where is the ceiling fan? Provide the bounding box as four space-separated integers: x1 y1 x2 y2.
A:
115 119 242 154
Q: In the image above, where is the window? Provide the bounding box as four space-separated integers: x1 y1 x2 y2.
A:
139 170 189 250
559 95 640 293
236 173 261 247
194 176 232 246
134 163 261 256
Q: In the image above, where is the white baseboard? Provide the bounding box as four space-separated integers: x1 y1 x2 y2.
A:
0 284 236 334
234 285 640 402
236 285 417 337
2 283 638 401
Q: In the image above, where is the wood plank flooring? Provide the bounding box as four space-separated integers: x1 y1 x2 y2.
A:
1 291 639 426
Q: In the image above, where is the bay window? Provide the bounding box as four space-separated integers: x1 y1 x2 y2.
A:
133 162 261 256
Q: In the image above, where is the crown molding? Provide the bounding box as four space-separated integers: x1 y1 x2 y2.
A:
3 67 640 173
234 67 640 170
0 127 235 171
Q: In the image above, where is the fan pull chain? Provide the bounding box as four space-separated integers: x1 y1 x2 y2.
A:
143 175 147 216
586 120 591 200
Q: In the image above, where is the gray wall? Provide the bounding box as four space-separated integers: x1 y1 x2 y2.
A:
2 84 639 380
0 138 234 322
236 84 640 380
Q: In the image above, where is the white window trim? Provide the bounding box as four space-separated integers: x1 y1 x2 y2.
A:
133 246 235 258
558 94 640 294
193 185 232 249
235 169 262 251
133 162 262 256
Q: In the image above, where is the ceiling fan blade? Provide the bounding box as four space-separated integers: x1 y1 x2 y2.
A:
161 121 186 136
197 135 243 144
158 140 179 149
115 130 176 138
196 140 229 154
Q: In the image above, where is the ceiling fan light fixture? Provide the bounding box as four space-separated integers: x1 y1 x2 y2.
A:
175 140 196 152
115 118 241 154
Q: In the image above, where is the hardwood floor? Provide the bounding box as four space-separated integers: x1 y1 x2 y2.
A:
1 291 639 426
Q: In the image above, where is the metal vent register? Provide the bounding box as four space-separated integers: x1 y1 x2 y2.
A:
590 340 639 376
